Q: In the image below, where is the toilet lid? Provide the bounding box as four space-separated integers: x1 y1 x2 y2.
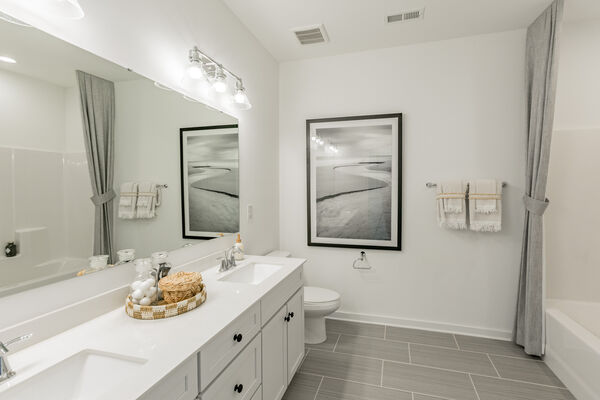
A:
304 286 340 304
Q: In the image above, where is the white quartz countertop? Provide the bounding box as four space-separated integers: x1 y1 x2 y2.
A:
0 255 305 400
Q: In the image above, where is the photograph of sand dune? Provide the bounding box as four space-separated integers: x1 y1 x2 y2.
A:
306 114 401 250
180 125 239 239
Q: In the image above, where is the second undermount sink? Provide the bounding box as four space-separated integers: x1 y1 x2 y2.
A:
218 262 282 285
2 350 147 400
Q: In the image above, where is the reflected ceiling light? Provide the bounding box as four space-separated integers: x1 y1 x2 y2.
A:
233 79 251 110
182 46 251 110
0 55 17 64
153 81 172 91
0 11 31 27
42 0 85 20
212 66 227 93
182 95 201 103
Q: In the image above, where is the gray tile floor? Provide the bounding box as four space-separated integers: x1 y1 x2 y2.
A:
283 319 574 400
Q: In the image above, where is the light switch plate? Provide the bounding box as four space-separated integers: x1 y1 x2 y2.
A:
247 204 253 221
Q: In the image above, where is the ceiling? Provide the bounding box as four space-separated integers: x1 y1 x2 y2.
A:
222 0 600 61
0 17 139 87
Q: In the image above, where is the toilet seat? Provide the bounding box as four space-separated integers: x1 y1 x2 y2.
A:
304 286 340 304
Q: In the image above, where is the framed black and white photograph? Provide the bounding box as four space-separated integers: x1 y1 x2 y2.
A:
306 114 402 250
180 125 239 239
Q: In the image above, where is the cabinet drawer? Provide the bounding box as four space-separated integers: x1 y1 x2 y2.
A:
261 267 303 326
200 333 262 400
199 302 261 390
139 355 197 400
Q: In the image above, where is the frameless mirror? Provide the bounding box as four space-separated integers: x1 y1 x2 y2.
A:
0 17 239 297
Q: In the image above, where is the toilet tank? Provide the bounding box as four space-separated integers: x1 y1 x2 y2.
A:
265 250 291 258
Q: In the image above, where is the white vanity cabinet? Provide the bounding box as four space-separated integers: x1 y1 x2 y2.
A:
262 288 305 400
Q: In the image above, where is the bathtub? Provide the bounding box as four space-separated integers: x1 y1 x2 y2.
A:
545 299 600 400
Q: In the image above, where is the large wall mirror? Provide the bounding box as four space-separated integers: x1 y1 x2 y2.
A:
0 18 239 297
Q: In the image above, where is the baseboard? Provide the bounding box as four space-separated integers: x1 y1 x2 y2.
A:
545 346 598 400
329 310 513 341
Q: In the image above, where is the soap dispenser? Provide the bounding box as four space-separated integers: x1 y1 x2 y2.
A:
234 234 244 261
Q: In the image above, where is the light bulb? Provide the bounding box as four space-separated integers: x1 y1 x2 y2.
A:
212 68 228 93
232 80 252 110
0 56 17 64
186 61 206 80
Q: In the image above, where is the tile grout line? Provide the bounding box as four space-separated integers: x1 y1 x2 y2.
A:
380 359 384 386
332 334 341 352
312 376 324 400
305 348 569 390
408 342 412 363
487 353 501 378
468 374 482 400
453 334 460 350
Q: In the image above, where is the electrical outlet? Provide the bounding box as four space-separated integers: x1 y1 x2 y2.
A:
247 204 253 221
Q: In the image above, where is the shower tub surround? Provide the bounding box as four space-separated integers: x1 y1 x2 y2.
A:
0 255 305 400
546 299 600 400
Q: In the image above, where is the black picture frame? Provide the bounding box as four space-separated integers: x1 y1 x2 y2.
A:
306 113 402 251
180 124 240 239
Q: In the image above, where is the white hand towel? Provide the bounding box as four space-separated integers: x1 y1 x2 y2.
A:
436 181 467 230
471 179 498 214
118 182 138 219
469 180 502 232
136 183 157 219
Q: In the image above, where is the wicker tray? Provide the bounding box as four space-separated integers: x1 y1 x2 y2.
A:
125 284 207 320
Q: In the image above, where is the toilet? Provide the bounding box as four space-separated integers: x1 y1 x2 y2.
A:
266 250 341 345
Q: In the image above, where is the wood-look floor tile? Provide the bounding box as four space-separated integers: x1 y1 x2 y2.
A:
283 373 323 400
413 394 452 400
316 377 411 400
307 333 340 352
382 361 478 400
489 355 565 387
454 335 535 359
300 349 383 385
385 327 457 349
335 334 409 363
410 343 498 376
471 375 575 400
326 319 385 338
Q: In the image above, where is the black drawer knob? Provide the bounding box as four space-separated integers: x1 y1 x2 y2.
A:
233 333 243 342
289 312 295 318
234 383 244 393
284 315 290 322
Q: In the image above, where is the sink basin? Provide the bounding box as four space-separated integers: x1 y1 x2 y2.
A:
218 262 282 285
2 350 146 400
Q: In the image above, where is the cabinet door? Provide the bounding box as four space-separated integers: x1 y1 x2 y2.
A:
286 288 305 383
139 355 197 400
261 305 288 400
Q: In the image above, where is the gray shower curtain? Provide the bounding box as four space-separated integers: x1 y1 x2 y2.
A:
515 0 563 356
76 71 116 262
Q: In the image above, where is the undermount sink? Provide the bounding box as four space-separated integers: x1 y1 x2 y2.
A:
218 262 282 285
2 350 146 400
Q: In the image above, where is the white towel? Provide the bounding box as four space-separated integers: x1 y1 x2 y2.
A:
118 182 138 219
136 183 158 219
436 181 467 230
469 180 502 232
471 179 499 214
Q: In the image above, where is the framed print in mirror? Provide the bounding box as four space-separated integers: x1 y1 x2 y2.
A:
180 125 239 239
306 114 402 250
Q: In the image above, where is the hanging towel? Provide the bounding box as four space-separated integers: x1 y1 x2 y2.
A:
118 182 138 219
469 180 502 232
436 181 467 230
136 183 158 219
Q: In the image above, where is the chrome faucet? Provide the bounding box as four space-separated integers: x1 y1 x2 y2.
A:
0 333 32 383
218 246 237 272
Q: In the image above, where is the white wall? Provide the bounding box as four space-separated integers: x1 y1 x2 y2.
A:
546 19 600 303
113 79 237 257
279 30 527 338
0 0 280 257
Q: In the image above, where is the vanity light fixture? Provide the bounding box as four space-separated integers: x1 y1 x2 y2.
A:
0 55 17 64
183 46 252 110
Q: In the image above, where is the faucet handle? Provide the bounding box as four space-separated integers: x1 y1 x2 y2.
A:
0 334 32 353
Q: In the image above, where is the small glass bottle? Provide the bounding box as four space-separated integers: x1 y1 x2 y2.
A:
130 258 156 306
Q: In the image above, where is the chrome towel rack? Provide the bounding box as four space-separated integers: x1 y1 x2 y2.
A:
426 182 506 188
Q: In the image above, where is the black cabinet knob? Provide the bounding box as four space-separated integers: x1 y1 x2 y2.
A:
289 312 295 318
284 315 290 322
234 384 244 393
233 333 243 342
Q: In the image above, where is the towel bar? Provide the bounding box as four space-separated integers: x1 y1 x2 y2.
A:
426 182 506 188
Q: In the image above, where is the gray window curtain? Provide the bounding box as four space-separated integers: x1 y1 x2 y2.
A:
515 0 563 356
76 70 116 262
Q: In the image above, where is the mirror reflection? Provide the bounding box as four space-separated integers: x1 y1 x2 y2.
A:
0 19 239 297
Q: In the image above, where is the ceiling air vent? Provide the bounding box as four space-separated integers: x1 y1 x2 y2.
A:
386 8 425 24
292 24 329 45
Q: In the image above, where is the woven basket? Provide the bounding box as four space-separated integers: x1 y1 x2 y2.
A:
125 284 207 320
158 271 203 303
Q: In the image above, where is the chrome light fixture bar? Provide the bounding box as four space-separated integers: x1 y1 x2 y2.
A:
184 46 251 110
